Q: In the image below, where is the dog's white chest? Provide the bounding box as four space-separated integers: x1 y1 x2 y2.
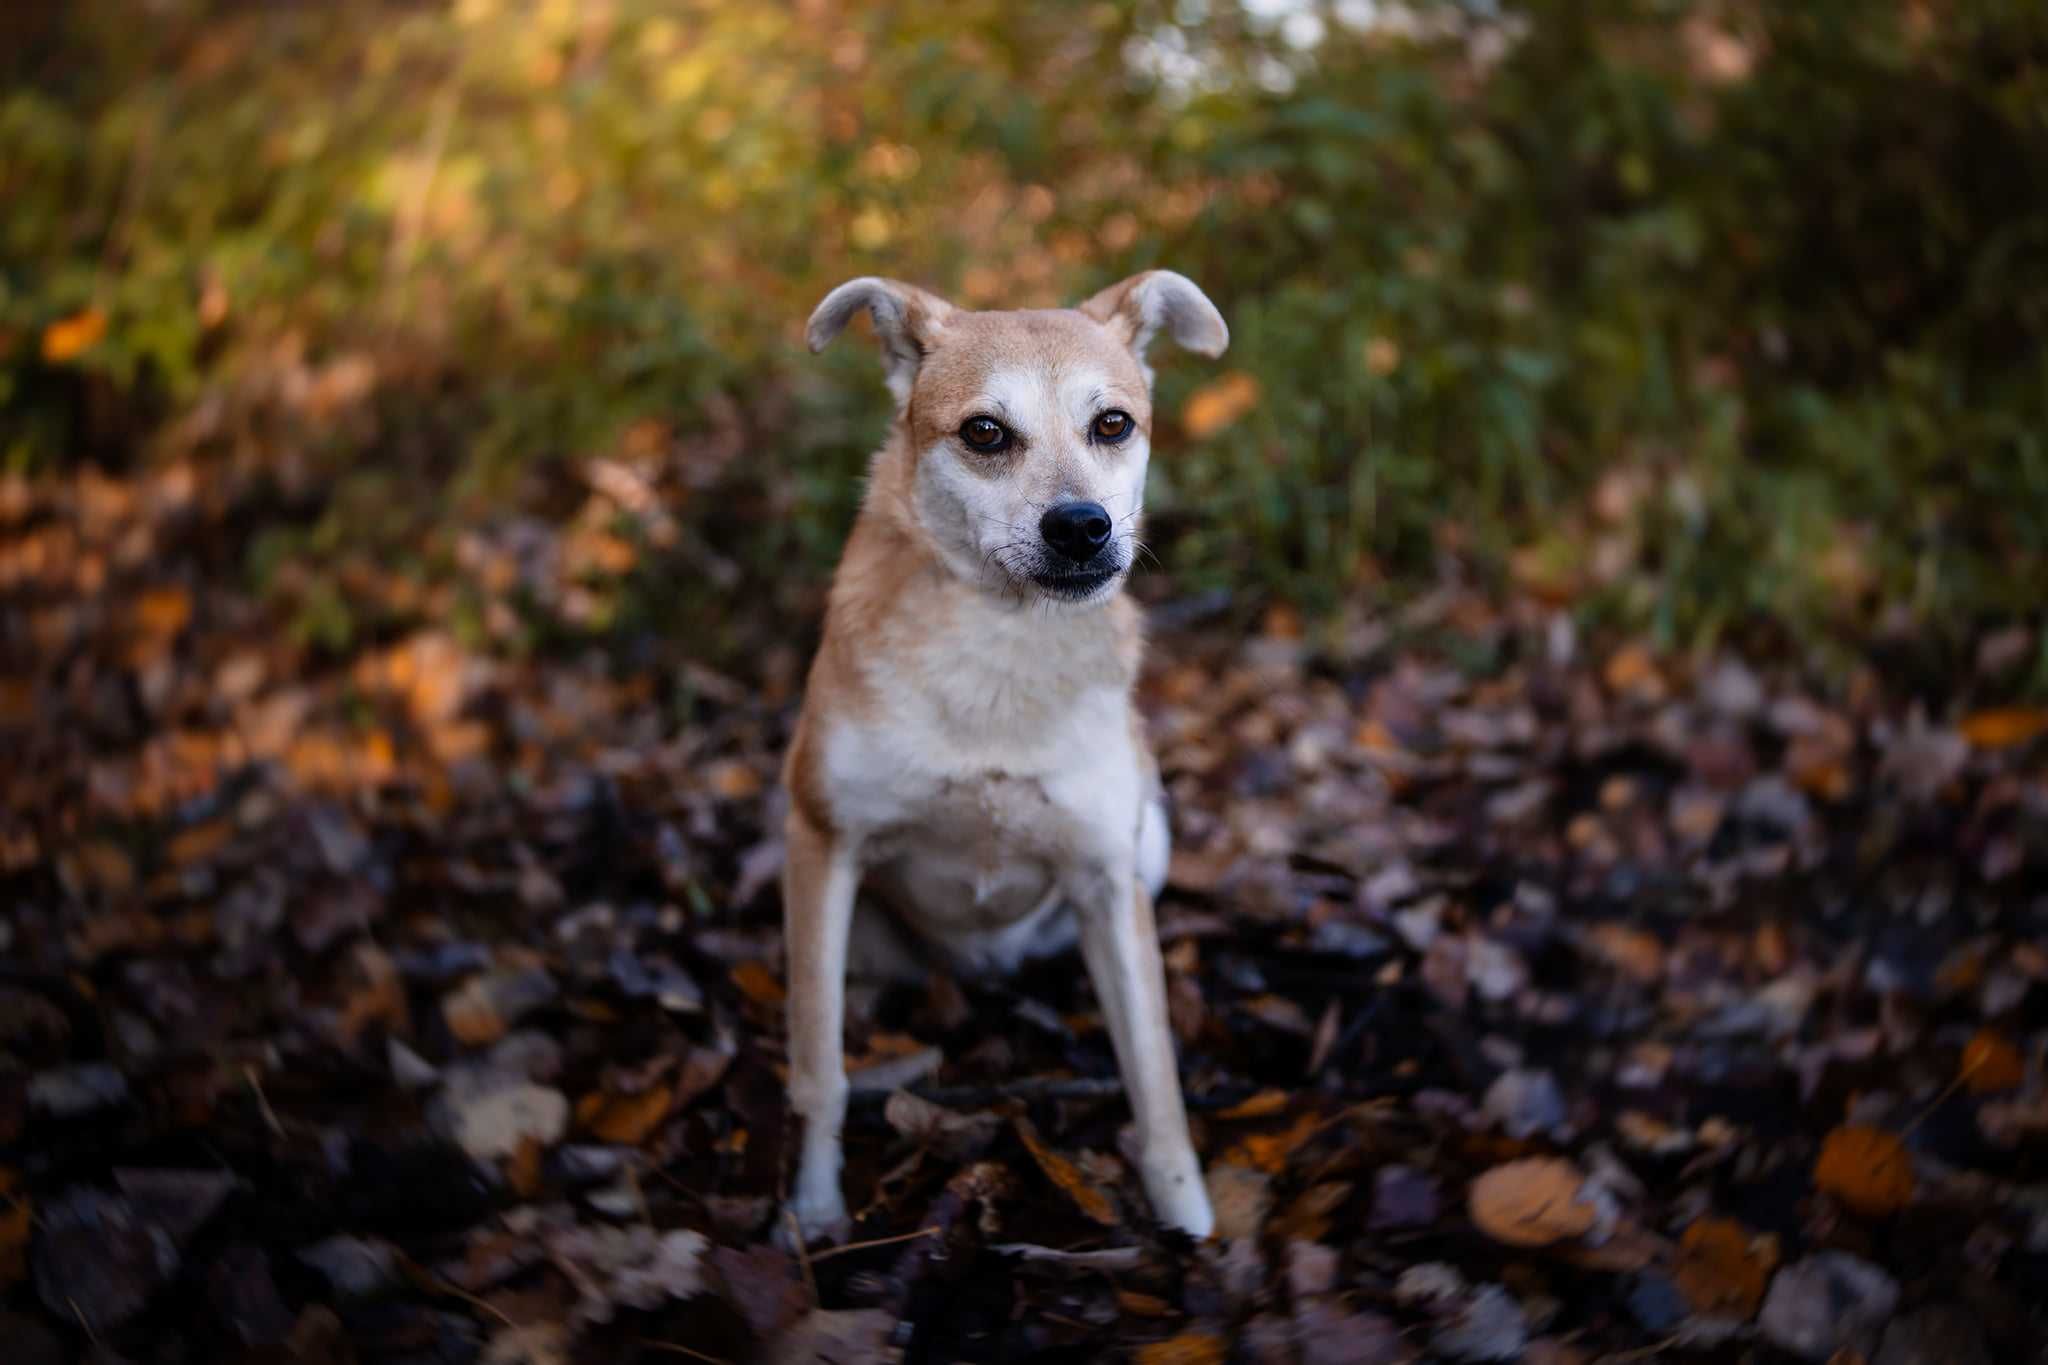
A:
823 663 1144 967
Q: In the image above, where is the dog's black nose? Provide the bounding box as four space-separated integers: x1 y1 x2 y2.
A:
1040 501 1113 562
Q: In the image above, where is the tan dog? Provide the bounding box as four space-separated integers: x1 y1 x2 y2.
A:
779 271 1228 1242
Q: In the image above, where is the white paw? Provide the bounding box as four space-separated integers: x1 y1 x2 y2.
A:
1142 1148 1214 1238
779 1189 852 1248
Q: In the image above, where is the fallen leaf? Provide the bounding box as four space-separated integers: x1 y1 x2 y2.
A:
731 961 787 1007
1013 1116 1117 1226
1180 371 1260 439
41 307 107 363
884 1090 1001 1159
766 1309 899 1364
1603 643 1664 699
1432 1284 1529 1363
1206 1163 1272 1241
1469 1157 1597 1248
1134 1332 1227 1365
1959 707 2048 750
1960 1030 2025 1094
1674 1216 1776 1320
1814 1126 1914 1217
1216 1088 1291 1120
1118 1289 1174 1317
1219 1111 1321 1174
579 1082 674 1146
0 1171 28 1285
1758 1252 1897 1360
33 1188 180 1334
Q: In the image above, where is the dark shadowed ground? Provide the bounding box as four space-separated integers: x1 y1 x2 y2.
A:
5 456 2048 1364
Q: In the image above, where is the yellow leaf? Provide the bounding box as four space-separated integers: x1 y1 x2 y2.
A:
1133 1333 1225 1365
1960 707 2048 750
1469 1157 1598 1248
1014 1116 1118 1226
1814 1125 1914 1217
1179 371 1260 440
1961 1030 2026 1095
41 307 107 363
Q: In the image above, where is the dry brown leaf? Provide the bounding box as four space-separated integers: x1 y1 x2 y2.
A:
1117 1290 1174 1318
1180 371 1260 439
1553 1220 1665 1273
1674 1215 1776 1319
1814 1126 1914 1217
1013 1117 1117 1226
1961 1031 2026 1095
1271 1180 1351 1243
580 1082 675 1146
1468 1157 1597 1248
730 961 787 1008
1959 707 2048 750
1133 1331 1226 1365
1585 923 1665 984
443 977 511 1047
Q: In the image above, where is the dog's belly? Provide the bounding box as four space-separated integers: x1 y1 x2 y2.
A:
861 772 1084 973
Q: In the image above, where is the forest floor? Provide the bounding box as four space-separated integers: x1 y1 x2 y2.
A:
4 457 2048 1364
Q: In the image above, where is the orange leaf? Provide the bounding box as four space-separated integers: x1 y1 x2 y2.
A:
1814 1125 1914 1217
1117 1290 1174 1318
1133 1332 1226 1365
41 307 107 363
1960 707 2048 750
730 961 786 1007
1014 1116 1118 1226
1674 1215 1776 1319
131 586 192 638
1179 371 1260 440
582 1082 676 1146
1602 643 1664 698
1961 1030 2026 1095
1216 1089 1291 1121
1219 1111 1320 1174
1469 1157 1597 1248
505 1135 544 1198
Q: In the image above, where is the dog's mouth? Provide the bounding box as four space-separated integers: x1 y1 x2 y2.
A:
1026 558 1124 602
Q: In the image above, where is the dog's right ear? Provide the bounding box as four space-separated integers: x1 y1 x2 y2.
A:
806 277 956 408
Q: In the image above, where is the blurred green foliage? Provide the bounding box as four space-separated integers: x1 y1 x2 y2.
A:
3 0 2046 657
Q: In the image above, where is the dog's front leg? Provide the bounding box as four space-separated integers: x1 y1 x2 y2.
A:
781 810 861 1244
1075 871 1214 1237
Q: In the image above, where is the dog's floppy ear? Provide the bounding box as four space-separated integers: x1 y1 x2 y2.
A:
1078 270 1228 374
807 277 957 407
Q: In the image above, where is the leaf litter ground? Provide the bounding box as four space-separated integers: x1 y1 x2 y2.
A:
3 461 2048 1362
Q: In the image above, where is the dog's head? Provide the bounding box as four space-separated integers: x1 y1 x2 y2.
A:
807 271 1227 606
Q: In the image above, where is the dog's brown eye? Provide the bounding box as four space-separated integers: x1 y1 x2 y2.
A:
959 416 1010 451
1092 410 1133 443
